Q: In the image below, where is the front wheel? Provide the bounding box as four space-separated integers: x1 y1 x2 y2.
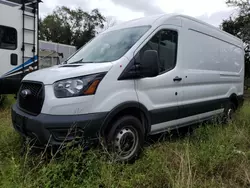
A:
106 116 145 162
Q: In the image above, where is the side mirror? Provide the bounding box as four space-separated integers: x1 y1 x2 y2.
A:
140 50 159 77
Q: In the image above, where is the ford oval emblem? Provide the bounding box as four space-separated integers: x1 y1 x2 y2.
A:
21 89 31 99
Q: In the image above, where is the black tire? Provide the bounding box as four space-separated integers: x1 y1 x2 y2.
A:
223 101 236 123
0 95 5 106
106 116 145 162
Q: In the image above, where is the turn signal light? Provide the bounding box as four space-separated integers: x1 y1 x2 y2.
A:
84 80 100 95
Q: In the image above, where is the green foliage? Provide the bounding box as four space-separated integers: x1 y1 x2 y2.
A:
39 6 106 49
2 96 250 187
227 0 250 16
221 0 250 78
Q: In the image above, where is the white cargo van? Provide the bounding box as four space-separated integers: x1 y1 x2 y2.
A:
12 14 244 161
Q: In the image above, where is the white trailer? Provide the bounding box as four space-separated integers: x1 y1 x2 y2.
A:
39 40 76 69
0 1 76 104
0 0 39 95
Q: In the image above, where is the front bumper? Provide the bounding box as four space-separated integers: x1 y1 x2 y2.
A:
11 104 107 146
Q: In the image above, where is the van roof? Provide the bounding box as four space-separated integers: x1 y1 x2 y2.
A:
105 14 168 31
105 14 242 44
177 14 243 43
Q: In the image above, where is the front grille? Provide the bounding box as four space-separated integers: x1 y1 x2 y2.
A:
18 82 44 115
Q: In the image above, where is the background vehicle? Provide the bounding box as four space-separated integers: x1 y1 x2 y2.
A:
0 0 39 95
39 40 76 69
12 14 244 162
0 0 76 103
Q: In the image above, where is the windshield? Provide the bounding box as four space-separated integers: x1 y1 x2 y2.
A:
67 26 151 64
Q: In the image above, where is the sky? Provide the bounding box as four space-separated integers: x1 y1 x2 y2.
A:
40 0 237 27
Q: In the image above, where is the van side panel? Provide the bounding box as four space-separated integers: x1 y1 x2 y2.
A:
180 18 244 111
90 57 139 114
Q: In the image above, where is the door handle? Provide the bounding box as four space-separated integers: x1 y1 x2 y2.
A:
173 76 182 82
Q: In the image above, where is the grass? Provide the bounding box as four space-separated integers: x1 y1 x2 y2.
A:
1 96 250 187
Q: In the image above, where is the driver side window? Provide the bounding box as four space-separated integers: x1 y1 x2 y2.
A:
136 29 178 73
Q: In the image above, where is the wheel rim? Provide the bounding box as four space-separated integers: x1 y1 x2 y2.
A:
227 108 234 120
114 126 139 160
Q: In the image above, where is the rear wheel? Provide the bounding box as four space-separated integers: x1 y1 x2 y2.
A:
106 116 144 162
223 102 236 123
0 95 5 106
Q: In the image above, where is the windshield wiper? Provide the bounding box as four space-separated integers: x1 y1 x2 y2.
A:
69 58 83 64
80 61 94 63
69 59 94 64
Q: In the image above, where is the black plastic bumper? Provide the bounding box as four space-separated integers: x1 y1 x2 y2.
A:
11 104 107 146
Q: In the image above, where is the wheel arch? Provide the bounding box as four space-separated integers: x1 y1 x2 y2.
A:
229 93 239 109
101 102 151 137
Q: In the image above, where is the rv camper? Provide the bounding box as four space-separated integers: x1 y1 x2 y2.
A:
0 1 76 104
0 0 39 96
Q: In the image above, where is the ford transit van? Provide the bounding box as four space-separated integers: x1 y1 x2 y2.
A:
12 14 245 161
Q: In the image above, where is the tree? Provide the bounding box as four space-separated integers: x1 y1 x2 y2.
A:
102 16 117 31
39 6 106 49
221 0 250 78
227 0 250 16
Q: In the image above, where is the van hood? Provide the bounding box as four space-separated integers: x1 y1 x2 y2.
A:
23 62 113 85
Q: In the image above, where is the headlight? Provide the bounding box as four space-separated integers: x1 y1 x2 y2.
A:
54 73 106 98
